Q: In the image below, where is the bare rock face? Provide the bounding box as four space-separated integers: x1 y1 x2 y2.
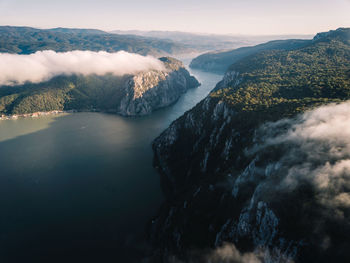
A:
118 57 200 116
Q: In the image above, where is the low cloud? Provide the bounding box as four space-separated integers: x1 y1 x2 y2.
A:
251 101 350 203
167 243 264 263
243 101 350 257
162 102 350 263
166 243 296 263
205 243 263 263
0 50 165 86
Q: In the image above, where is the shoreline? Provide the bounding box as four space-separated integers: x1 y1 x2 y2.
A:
0 110 76 121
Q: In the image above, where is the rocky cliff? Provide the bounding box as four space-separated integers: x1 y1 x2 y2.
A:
118 57 199 116
151 28 350 262
0 57 199 117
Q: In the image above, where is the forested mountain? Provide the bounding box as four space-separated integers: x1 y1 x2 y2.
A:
0 57 199 117
190 39 311 73
151 28 350 262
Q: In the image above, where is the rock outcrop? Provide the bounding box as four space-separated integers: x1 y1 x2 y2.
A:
118 57 200 116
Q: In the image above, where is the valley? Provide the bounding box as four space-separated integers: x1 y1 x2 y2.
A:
0 21 350 263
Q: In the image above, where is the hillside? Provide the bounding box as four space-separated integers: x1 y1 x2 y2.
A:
0 26 191 56
151 28 350 262
113 30 312 53
190 39 311 73
112 30 256 52
0 57 199 117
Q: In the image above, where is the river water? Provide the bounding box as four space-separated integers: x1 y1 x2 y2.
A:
0 65 222 262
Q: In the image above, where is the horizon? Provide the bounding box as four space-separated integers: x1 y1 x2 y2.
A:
0 0 349 35
0 24 320 37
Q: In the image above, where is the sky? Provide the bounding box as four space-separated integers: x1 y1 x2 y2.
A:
0 0 349 35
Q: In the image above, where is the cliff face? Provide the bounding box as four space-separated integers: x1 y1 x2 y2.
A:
151 73 301 262
118 57 199 116
151 29 350 262
152 94 301 262
0 57 199 117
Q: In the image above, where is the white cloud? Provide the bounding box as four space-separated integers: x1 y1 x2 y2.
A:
0 50 166 86
250 101 350 212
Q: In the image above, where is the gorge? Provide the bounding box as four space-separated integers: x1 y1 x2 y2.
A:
1 25 350 263
0 63 221 262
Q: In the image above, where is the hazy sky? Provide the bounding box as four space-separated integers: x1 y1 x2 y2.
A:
0 0 349 35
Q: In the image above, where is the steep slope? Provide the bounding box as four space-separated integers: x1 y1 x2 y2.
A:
0 26 191 56
190 39 311 73
151 28 350 262
0 57 199 117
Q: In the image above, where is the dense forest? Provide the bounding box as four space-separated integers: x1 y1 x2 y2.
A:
211 28 350 121
0 74 130 115
189 39 311 73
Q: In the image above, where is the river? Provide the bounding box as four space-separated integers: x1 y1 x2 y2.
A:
0 65 222 262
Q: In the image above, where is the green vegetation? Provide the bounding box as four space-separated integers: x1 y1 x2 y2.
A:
211 30 350 120
0 74 129 115
0 26 191 56
190 39 310 73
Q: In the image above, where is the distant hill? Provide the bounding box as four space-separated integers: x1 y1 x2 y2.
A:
190 38 312 73
48 27 107 35
0 26 192 56
112 30 313 52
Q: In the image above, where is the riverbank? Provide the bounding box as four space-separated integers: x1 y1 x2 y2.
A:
0 110 77 121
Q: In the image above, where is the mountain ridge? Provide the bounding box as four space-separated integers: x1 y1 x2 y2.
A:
150 28 350 262
0 26 192 56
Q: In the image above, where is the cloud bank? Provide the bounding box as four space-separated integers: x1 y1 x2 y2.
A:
167 243 264 263
0 50 165 86
252 101 350 205
241 101 350 259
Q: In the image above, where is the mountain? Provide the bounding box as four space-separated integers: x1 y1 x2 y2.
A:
0 26 192 56
47 27 107 35
150 28 350 262
0 57 199 117
112 30 312 53
190 39 311 73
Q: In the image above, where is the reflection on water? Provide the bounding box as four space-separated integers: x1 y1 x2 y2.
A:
0 113 68 142
0 65 222 262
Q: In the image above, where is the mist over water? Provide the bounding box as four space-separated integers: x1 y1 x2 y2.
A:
0 64 222 262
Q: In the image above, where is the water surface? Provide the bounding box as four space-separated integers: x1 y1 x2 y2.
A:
0 67 222 262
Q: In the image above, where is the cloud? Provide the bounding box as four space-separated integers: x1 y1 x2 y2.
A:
227 101 350 259
0 50 166 86
251 101 350 199
166 243 264 263
244 101 350 239
166 243 295 263
205 243 263 263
